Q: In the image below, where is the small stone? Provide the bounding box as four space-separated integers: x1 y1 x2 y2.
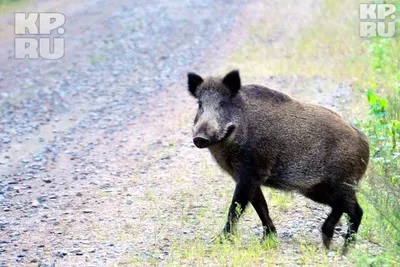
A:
83 210 93 214
55 251 67 258
71 249 83 255
11 231 21 237
42 179 52 183
126 200 133 205
281 231 293 238
327 251 336 257
33 156 42 162
31 200 41 208
37 196 47 203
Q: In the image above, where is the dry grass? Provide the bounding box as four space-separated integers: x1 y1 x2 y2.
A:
229 0 371 84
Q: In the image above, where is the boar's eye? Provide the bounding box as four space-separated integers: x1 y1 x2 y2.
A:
198 101 203 109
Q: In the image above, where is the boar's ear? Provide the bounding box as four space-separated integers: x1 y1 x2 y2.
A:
188 72 203 98
222 70 241 96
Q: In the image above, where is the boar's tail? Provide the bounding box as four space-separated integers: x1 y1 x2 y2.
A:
350 124 370 181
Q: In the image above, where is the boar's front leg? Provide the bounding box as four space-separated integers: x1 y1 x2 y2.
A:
222 179 256 236
251 187 276 237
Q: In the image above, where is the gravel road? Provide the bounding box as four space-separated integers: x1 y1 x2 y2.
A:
0 0 368 266
0 1 247 266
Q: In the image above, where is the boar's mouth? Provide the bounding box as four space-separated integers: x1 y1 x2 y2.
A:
212 123 236 146
193 123 236 149
220 123 236 142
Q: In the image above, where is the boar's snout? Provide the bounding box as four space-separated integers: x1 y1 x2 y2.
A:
193 136 211 148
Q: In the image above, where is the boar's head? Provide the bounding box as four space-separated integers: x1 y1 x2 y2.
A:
187 70 241 148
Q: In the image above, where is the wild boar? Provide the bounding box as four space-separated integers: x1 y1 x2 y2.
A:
187 70 369 253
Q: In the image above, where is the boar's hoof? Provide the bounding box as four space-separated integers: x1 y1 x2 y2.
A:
210 233 234 244
322 233 332 249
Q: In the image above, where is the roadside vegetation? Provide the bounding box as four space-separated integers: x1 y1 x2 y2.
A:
353 28 400 267
350 1 400 265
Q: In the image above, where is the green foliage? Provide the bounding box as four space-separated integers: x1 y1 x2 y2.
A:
367 23 400 89
365 88 400 153
353 31 400 264
234 202 243 218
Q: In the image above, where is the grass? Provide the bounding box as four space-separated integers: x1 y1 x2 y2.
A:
229 0 369 82
266 189 295 212
166 236 281 266
127 155 348 266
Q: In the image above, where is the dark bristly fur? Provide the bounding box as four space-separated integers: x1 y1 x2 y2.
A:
187 70 370 253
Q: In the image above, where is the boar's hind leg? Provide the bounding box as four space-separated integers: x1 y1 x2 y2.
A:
304 183 344 249
342 197 363 254
306 184 363 252
223 180 257 236
321 206 343 249
251 187 276 237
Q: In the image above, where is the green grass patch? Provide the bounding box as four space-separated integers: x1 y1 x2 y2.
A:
163 234 348 266
266 188 295 211
167 237 280 266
